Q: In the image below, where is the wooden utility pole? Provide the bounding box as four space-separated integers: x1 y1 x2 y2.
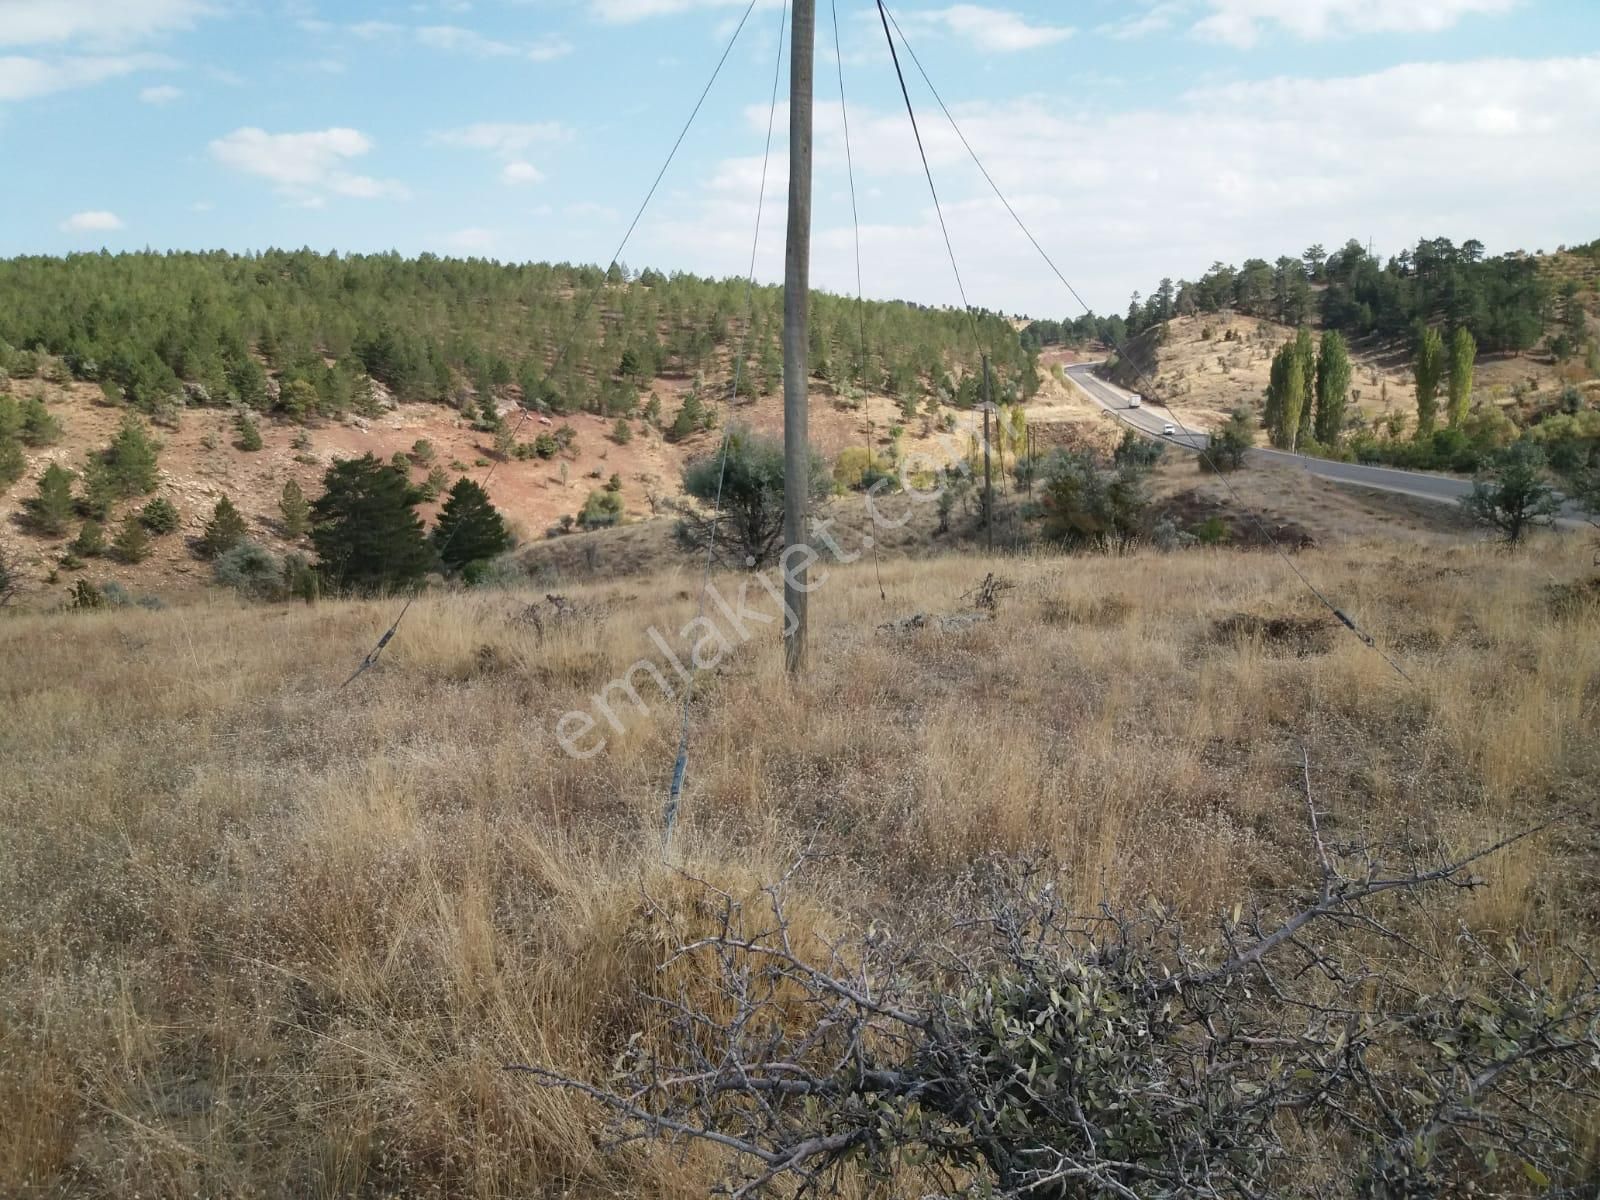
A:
981 354 994 552
783 0 815 675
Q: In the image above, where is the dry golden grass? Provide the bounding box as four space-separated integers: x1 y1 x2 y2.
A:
2 533 1598 1196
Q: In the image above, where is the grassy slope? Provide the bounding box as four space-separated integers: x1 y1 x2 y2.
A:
3 532 1596 1196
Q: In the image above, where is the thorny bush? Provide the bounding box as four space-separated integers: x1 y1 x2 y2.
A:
517 799 1600 1198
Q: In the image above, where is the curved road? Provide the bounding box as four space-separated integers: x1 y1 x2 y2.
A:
1065 362 1486 507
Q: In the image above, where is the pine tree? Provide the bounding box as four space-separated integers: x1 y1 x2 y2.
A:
20 396 63 446
0 395 23 489
201 496 247 558
1447 327 1476 428
112 514 151 563
279 479 310 537
310 454 434 593
78 456 118 519
107 414 160 495
236 411 263 451
28 463 76 534
72 518 106 557
1313 331 1352 447
1414 327 1445 437
431 477 511 572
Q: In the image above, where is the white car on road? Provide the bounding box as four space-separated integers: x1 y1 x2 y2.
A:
1162 423 1176 436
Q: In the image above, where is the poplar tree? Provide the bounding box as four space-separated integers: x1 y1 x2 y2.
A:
1314 331 1352 447
1447 327 1476 428
1414 327 1445 437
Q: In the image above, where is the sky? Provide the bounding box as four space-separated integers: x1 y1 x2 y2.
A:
3 0 1599 318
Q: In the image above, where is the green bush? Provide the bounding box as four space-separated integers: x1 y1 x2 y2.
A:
578 488 624 529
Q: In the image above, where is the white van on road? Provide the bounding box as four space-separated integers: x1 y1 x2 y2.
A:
1128 393 1142 409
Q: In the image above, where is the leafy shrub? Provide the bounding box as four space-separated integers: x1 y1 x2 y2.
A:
833 446 895 491
578 488 624 529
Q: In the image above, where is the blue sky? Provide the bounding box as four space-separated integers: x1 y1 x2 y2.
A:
3 0 1598 316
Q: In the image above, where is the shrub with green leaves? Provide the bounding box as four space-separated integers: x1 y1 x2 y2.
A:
578 488 624 530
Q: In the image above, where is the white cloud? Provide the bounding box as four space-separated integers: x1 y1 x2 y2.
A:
901 6 1074 53
588 0 777 24
1194 0 1520 47
434 121 567 185
644 54 1600 317
502 160 544 185
139 82 181 103
432 121 569 155
341 20 573 61
60 210 124 232
0 53 168 100
1098 3 1186 40
209 126 408 204
0 1 210 102
0 0 211 48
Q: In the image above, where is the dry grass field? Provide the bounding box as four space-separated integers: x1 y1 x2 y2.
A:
3 531 1599 1196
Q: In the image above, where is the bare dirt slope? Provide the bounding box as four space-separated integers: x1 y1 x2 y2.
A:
1105 311 1594 436
0 368 1004 605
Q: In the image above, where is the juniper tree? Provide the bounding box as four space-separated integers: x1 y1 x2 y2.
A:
430 477 511 572
310 454 434 593
1460 441 1560 545
138 496 180 534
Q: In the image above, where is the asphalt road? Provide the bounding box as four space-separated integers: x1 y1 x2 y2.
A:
1063 362 1485 507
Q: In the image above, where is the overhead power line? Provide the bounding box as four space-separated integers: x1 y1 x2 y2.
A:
665 0 791 855
875 0 1410 681
342 0 767 689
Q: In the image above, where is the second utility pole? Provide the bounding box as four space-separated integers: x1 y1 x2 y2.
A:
783 0 815 676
